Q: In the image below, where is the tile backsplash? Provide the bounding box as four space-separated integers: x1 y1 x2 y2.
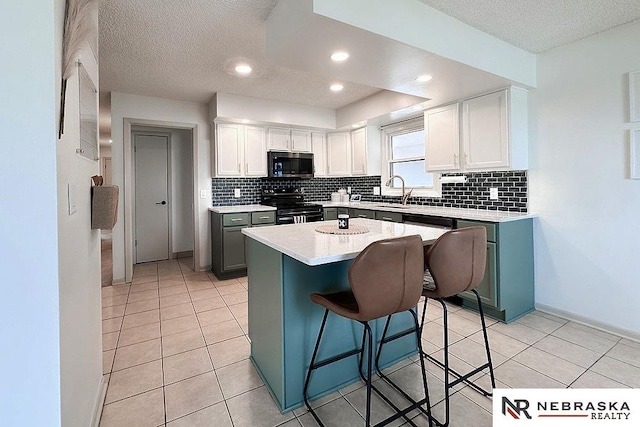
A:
212 170 527 212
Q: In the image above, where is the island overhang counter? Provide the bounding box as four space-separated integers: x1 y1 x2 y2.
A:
242 218 447 412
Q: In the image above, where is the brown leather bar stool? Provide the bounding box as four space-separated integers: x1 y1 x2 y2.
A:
420 226 496 427
303 235 433 427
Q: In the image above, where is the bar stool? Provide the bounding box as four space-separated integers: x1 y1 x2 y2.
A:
303 235 433 427
420 227 496 427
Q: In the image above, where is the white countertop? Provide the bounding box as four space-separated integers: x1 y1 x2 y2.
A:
209 205 276 214
242 218 447 266
318 201 536 223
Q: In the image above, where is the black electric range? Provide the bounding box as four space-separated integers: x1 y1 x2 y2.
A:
261 188 323 225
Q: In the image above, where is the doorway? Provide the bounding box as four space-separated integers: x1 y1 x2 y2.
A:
134 133 170 263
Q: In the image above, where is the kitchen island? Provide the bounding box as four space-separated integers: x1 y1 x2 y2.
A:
242 218 446 412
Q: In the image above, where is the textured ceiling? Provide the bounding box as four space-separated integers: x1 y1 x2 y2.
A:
418 0 640 53
98 0 380 108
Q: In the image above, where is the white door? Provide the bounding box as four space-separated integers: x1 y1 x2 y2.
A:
462 90 509 170
290 130 311 152
267 128 290 151
135 134 169 263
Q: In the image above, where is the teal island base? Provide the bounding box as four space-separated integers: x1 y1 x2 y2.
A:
247 238 419 413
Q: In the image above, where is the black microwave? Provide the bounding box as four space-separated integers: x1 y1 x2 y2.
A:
267 151 314 179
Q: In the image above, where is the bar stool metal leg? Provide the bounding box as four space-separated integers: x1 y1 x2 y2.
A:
374 309 434 427
421 295 496 427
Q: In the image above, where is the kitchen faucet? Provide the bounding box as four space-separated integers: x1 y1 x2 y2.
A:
385 175 412 205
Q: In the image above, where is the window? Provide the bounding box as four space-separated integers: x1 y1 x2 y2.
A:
381 117 441 198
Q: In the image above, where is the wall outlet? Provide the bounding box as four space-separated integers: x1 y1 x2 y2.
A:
200 189 207 199
234 188 241 198
373 186 381 196
489 187 499 200
347 186 352 194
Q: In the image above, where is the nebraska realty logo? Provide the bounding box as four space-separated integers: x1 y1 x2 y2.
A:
493 389 640 426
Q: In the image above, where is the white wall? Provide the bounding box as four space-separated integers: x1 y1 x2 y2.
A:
1 2 102 425
171 129 195 252
111 93 210 282
131 126 194 254
212 92 336 129
530 20 640 336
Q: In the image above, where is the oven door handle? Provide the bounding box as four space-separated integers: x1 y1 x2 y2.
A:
278 210 322 216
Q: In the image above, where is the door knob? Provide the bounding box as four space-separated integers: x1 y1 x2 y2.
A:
156 201 167 205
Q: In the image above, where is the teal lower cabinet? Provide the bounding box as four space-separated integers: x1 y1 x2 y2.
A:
323 208 337 221
349 208 375 219
375 211 403 223
211 211 275 279
456 219 534 323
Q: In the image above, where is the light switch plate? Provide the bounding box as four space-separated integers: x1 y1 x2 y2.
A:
347 186 352 194
373 186 381 196
200 189 207 199
234 188 241 198
489 187 499 200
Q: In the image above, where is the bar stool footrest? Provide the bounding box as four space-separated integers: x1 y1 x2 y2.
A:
424 353 493 397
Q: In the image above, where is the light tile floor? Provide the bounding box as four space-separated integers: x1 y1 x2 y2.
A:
100 258 640 426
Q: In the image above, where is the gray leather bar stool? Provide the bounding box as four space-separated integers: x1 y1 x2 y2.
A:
420 226 496 427
303 235 433 427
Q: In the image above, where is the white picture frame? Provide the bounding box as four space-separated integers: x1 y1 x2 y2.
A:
631 129 640 179
630 70 640 123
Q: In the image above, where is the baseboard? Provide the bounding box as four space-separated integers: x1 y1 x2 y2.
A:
112 277 127 285
535 303 640 343
90 376 108 427
173 250 193 259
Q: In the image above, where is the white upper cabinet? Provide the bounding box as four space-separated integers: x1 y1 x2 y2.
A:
244 126 267 176
351 127 367 175
425 87 528 172
267 128 312 152
424 104 460 171
327 132 351 176
267 128 290 151
215 123 243 176
311 132 327 177
462 90 508 169
291 130 311 152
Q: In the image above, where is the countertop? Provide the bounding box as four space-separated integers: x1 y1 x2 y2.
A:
209 204 276 214
241 218 447 266
317 201 536 223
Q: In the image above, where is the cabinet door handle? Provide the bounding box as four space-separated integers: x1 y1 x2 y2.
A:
382 217 393 221
258 216 270 220
358 214 367 218
464 153 469 167
230 218 243 222
453 154 458 167
237 163 241 172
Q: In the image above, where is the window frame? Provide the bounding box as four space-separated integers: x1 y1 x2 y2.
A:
380 116 442 198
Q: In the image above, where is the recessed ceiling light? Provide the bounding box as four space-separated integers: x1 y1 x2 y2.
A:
416 74 432 83
235 64 252 75
330 51 349 62
411 104 424 111
330 83 344 92
109 139 112 143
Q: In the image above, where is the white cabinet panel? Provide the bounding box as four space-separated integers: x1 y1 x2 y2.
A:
244 126 267 176
424 104 459 171
327 132 351 176
267 128 290 151
462 90 508 170
291 130 311 152
311 132 327 177
216 123 242 176
351 127 367 175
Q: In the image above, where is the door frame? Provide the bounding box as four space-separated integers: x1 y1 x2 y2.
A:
132 131 173 264
123 118 200 283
